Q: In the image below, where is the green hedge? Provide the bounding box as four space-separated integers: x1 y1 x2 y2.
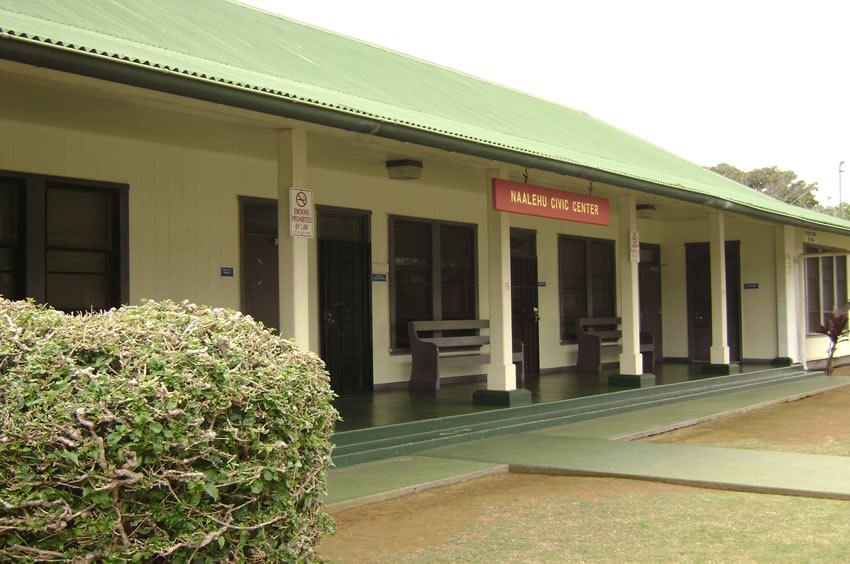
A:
0 299 338 562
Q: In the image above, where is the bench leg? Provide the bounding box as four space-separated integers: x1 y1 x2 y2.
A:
576 346 602 373
514 360 524 387
410 352 440 391
642 349 655 371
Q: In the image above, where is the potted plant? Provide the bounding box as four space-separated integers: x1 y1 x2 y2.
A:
814 303 850 375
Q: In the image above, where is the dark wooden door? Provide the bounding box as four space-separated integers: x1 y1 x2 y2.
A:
725 242 742 361
510 229 540 377
638 244 663 359
686 242 741 361
319 209 372 394
240 198 279 330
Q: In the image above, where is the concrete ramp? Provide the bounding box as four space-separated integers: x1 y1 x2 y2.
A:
422 434 850 500
327 373 850 507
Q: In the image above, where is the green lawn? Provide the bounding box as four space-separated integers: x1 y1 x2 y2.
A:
321 474 850 562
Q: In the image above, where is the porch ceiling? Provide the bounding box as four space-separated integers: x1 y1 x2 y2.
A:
0 62 489 188
0 62 279 158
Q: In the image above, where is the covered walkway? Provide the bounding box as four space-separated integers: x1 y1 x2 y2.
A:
327 372 850 509
334 362 765 431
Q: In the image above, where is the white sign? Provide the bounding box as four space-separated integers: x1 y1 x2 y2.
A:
289 187 314 238
629 231 640 263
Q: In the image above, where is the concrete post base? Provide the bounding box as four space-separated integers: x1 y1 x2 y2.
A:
472 388 532 406
701 363 732 375
608 373 656 387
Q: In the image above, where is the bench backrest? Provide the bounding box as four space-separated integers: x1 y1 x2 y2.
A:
409 319 490 333
409 319 490 351
577 317 621 340
408 319 524 356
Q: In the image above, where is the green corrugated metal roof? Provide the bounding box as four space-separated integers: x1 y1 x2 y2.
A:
1 0 848 233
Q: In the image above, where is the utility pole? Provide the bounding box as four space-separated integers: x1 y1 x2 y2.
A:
840 161 846 218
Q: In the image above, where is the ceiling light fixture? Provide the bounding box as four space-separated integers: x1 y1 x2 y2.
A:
636 204 656 219
386 159 423 180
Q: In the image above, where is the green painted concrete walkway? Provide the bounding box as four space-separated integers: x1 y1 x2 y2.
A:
326 374 850 508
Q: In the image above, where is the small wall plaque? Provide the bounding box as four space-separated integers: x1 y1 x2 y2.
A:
629 231 640 263
537 281 547 287
220 267 234 277
743 282 759 290
371 273 387 282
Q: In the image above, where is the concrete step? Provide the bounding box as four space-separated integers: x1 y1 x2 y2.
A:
331 366 818 467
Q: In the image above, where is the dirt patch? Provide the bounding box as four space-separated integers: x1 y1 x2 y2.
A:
644 380 850 455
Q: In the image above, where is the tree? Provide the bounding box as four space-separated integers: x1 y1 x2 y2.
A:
708 163 820 209
709 162 748 185
819 201 850 219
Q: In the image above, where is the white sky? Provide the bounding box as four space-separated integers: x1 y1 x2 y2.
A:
239 0 850 206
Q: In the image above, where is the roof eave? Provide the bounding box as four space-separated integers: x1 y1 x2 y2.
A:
1 34 848 236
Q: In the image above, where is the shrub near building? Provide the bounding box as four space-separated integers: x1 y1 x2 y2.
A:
0 298 338 562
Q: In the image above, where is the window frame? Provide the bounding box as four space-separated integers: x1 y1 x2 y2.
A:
558 234 616 343
805 244 848 334
0 169 129 310
388 215 478 352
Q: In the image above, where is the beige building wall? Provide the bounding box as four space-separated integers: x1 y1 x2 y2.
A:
660 218 706 359
308 166 634 382
506 201 623 371
2 116 631 384
499 197 662 371
0 118 276 310
726 217 778 360
5 112 846 387
307 166 490 384
659 215 781 361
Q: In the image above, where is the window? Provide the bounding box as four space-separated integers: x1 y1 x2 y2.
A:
0 172 128 313
0 178 25 301
806 245 848 332
558 235 615 341
390 217 476 349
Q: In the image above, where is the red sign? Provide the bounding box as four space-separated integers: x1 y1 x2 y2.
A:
492 179 610 226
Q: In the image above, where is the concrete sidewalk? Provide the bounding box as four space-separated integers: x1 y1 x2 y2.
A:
423 434 850 500
326 374 850 509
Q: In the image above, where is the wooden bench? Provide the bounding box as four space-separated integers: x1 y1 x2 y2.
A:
408 320 524 391
575 317 654 373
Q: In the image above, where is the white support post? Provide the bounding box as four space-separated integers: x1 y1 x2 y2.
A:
473 169 531 406
796 250 808 371
774 225 798 363
618 194 643 375
486 168 515 391
277 128 312 351
709 212 730 365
